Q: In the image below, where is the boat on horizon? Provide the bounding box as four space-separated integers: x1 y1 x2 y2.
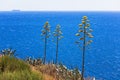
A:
12 10 21 12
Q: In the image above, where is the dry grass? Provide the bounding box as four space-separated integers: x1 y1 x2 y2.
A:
32 64 56 80
33 64 56 80
32 63 81 80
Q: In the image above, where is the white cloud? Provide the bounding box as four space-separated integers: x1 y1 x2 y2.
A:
0 0 120 11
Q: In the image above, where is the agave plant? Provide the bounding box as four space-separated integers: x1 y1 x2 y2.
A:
53 24 63 64
1 48 16 56
25 57 42 66
75 16 93 80
72 67 81 80
41 21 51 64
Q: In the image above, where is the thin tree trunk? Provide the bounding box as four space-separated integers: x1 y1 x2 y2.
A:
81 25 86 80
43 30 47 64
56 35 59 64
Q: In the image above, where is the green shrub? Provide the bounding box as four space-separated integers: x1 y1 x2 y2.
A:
0 56 30 72
0 56 43 80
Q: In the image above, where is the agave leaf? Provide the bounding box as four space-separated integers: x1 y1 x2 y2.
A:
88 34 94 38
88 40 93 43
86 23 90 27
80 38 84 40
59 31 62 34
87 33 93 37
86 42 91 45
88 29 93 32
86 40 93 45
85 26 88 29
89 35 94 38
75 33 80 36
79 30 83 32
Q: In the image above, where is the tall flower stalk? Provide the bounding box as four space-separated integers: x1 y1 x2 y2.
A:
75 16 93 80
41 21 50 64
53 24 63 64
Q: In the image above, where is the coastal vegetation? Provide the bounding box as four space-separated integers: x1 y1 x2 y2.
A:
53 24 63 64
41 21 51 64
75 16 93 80
0 55 43 80
0 16 94 80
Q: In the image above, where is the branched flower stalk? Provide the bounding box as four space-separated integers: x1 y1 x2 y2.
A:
75 16 93 80
53 24 63 64
41 21 50 64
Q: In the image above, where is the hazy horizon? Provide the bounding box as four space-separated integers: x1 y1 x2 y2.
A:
0 0 120 11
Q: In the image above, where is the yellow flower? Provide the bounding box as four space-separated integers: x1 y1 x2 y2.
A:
79 24 82 26
46 21 49 25
82 21 86 24
85 26 88 29
83 16 88 20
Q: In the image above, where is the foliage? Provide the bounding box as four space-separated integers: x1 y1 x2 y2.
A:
25 57 42 66
0 56 43 80
53 24 63 64
75 16 93 80
41 21 51 64
56 63 81 80
0 70 42 80
0 48 16 57
75 16 93 48
0 56 30 72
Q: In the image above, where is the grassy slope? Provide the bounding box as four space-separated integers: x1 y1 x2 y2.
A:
0 56 84 80
31 66 55 80
0 56 43 80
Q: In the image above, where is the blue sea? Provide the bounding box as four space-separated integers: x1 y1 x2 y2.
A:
0 11 120 80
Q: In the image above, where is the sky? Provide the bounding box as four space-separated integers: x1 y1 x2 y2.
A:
0 0 120 11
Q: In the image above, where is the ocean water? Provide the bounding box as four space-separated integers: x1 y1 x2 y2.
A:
0 11 120 80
